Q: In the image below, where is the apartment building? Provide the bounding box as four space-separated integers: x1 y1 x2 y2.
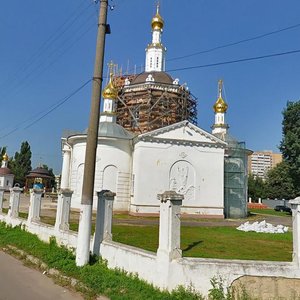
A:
248 151 282 180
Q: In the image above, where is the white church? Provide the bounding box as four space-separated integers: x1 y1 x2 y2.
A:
60 6 248 218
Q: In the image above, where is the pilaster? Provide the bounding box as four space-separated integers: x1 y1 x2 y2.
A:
93 190 115 255
289 197 300 267
0 187 5 213
55 189 73 231
157 191 183 261
7 186 23 218
28 189 43 222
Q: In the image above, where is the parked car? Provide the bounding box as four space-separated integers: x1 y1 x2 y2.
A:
274 205 292 213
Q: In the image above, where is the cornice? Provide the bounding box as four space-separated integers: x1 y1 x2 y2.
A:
134 136 226 149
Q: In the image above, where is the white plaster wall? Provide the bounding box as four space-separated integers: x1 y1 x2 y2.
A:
131 141 224 216
100 241 300 296
145 47 165 72
68 136 132 210
0 175 14 190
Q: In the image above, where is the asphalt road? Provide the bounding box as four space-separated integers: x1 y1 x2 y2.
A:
0 251 83 300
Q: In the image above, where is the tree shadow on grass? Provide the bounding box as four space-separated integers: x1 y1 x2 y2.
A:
182 240 203 252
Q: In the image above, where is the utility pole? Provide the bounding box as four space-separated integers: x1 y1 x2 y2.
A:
76 0 109 266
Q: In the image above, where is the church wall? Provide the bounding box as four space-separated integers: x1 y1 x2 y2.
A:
68 137 132 210
0 175 14 191
131 140 224 217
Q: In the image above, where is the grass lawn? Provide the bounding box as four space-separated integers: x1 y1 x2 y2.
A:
3 209 293 262
249 208 292 217
112 225 292 261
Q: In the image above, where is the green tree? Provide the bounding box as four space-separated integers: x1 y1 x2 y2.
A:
264 161 296 200
279 101 300 193
10 141 32 187
248 173 266 201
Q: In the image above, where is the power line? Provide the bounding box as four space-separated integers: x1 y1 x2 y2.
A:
0 2 95 99
0 79 91 139
3 18 95 102
3 45 300 140
167 48 300 72
167 22 300 62
24 79 92 129
0 1 91 92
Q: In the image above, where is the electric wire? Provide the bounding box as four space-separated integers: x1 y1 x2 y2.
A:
4 16 96 101
24 79 92 130
2 15 300 139
0 79 91 139
167 22 300 62
0 1 91 91
0 2 95 99
166 48 300 73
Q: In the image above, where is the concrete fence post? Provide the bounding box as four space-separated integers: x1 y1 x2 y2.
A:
28 189 43 222
92 190 115 255
54 189 73 231
289 197 300 267
249 197 252 203
157 191 183 261
0 187 6 213
7 186 23 218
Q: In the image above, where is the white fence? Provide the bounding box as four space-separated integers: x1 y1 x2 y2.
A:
1 187 300 296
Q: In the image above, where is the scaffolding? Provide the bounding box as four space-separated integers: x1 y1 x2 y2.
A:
113 75 197 134
214 132 250 218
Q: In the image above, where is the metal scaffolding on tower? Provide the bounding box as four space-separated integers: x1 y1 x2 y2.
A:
112 74 198 134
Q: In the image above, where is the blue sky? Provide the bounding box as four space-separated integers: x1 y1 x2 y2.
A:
1 0 300 173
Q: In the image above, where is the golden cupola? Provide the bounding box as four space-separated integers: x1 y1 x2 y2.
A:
213 80 228 113
2 153 8 161
102 73 118 100
151 4 164 31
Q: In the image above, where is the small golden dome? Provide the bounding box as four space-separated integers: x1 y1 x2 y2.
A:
102 73 118 100
213 80 228 113
213 97 228 113
151 4 164 31
2 153 8 161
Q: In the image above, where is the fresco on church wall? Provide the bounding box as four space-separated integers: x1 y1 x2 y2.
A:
169 160 195 203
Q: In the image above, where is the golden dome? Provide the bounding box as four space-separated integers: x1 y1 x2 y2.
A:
102 73 118 100
2 153 8 161
213 80 228 113
151 4 164 31
213 97 228 113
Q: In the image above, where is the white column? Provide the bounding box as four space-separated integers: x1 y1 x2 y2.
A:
28 189 43 222
157 191 183 261
258 197 262 204
8 186 23 218
92 190 115 255
76 204 93 266
60 144 71 189
55 189 73 231
289 197 300 267
248 197 252 203
0 187 5 213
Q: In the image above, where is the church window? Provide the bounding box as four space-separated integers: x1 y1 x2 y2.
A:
156 57 159 68
150 57 153 68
